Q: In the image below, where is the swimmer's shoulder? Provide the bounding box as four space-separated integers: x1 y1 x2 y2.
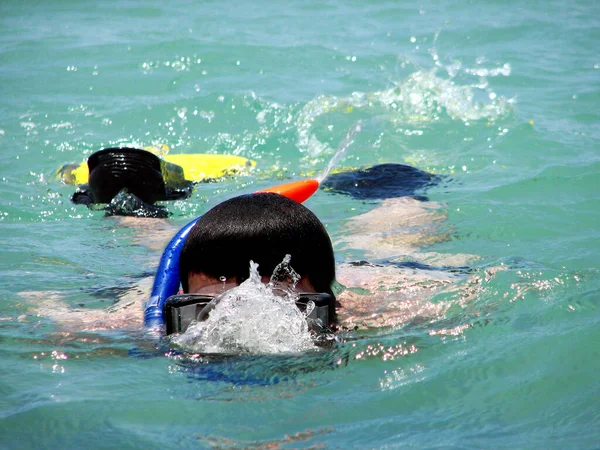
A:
335 261 469 329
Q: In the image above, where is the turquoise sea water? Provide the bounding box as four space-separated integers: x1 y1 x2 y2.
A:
1 0 599 448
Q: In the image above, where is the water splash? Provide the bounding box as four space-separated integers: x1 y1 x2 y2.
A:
373 69 512 122
317 121 363 183
429 29 512 79
268 254 300 291
296 68 512 157
170 260 317 355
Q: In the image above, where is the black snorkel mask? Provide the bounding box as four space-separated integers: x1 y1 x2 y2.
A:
164 292 335 336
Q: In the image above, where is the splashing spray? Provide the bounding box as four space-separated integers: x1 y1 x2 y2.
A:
170 259 317 355
317 120 364 183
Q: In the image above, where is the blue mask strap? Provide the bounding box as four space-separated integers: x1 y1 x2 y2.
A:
143 216 200 329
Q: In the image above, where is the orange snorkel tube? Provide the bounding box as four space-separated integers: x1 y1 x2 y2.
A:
144 177 321 330
256 178 320 204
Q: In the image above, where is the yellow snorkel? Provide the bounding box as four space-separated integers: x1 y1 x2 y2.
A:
60 146 258 217
57 145 256 185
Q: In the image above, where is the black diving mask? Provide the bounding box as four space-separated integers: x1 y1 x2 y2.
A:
163 292 335 336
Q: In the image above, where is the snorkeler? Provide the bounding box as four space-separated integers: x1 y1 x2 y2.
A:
160 193 338 335
62 146 255 218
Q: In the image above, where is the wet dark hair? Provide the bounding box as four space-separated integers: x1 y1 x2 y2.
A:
321 163 441 201
179 193 335 296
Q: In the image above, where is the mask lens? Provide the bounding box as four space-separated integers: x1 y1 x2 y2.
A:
164 294 214 335
164 292 335 336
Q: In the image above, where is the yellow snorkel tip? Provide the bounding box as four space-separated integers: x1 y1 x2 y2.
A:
256 179 320 204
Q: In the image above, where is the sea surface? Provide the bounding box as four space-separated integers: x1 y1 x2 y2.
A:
1 0 599 448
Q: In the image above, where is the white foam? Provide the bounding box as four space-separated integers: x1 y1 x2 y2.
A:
295 68 512 157
170 261 317 355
